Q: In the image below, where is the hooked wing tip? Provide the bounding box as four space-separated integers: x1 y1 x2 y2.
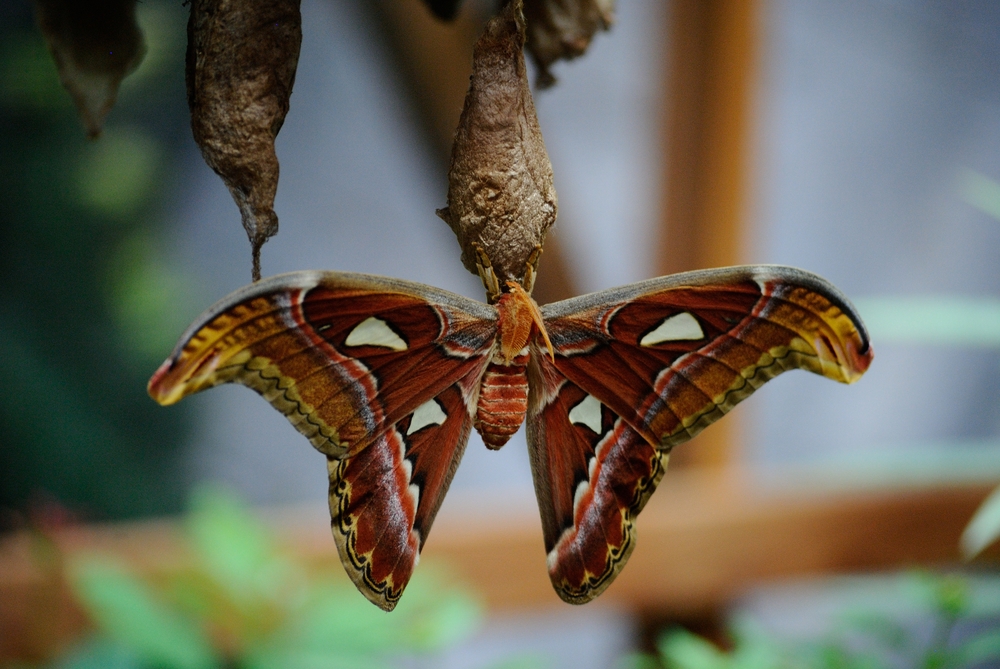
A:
811 314 874 385
147 357 179 405
851 338 874 378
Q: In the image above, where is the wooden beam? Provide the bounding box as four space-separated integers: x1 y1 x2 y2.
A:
658 0 760 467
2 474 993 662
425 474 993 615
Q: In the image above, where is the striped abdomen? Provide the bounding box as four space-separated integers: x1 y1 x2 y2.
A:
475 350 530 449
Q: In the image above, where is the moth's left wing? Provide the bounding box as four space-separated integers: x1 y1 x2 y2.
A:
148 271 497 610
148 271 496 459
528 265 872 603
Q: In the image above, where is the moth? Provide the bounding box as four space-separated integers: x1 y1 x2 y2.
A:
148 260 872 611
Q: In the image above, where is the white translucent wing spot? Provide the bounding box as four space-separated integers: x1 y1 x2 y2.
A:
640 312 704 346
407 398 447 435
345 317 407 350
568 394 602 434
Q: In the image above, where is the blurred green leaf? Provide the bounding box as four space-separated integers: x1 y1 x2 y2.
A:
75 127 160 218
812 642 888 669
67 557 219 669
257 579 400 659
393 567 483 650
727 621 786 669
185 485 301 608
104 229 196 361
54 489 484 669
932 575 969 620
244 644 393 669
960 483 1000 560
839 613 909 651
852 296 1000 347
251 567 482 667
51 636 145 669
899 570 939 607
956 628 1000 667
658 629 728 669
0 34 69 110
485 655 552 669
618 652 664 669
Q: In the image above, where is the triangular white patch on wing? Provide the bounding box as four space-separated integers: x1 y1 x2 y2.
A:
407 398 447 435
345 317 408 350
639 312 704 346
568 394 602 434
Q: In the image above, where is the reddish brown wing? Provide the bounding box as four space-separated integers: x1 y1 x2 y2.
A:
148 271 496 609
527 355 668 604
327 377 479 610
528 265 873 603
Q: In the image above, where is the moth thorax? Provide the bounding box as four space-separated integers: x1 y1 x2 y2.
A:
495 283 545 363
474 351 530 450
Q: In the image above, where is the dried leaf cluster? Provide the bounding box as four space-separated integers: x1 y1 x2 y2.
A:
437 0 558 292
34 0 146 138
186 0 302 281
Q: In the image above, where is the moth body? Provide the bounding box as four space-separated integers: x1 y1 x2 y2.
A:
474 283 551 448
475 349 530 449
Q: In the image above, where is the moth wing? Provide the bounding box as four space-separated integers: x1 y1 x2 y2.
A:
149 271 496 458
528 265 873 602
148 271 496 609
527 354 668 604
328 374 480 610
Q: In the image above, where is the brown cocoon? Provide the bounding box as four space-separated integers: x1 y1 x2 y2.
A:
438 0 558 291
35 0 146 138
524 0 614 88
186 0 302 281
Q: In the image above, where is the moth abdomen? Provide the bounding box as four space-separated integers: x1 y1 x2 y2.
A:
475 352 530 449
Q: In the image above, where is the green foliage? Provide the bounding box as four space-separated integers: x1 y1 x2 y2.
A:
632 572 1000 669
68 560 219 669
485 656 552 669
0 0 198 520
56 487 483 669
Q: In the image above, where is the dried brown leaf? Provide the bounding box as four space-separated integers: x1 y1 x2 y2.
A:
524 0 614 88
35 0 146 138
437 0 558 293
186 0 302 281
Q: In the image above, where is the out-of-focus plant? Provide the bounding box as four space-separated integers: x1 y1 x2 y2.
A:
619 621 797 669
1 0 197 522
621 572 1000 669
46 487 482 669
962 485 1000 560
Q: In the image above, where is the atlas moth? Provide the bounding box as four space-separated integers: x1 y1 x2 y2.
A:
149 247 872 611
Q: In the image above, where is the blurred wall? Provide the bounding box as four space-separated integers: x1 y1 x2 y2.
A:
750 0 1000 483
